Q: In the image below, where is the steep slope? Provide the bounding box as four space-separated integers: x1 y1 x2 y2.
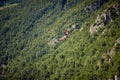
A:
0 0 120 80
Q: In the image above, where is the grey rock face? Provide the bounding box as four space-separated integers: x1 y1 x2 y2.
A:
90 3 120 34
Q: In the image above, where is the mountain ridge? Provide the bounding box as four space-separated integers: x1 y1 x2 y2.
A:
0 0 120 80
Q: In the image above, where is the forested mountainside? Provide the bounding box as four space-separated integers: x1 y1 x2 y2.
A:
0 0 120 80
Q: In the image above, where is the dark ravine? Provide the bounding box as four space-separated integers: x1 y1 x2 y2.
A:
81 0 109 15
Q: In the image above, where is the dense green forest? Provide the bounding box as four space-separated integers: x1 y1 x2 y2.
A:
0 0 120 80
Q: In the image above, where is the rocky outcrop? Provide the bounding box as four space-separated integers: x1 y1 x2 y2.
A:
109 74 120 80
115 75 120 80
108 37 120 58
90 3 120 34
96 37 120 70
116 37 120 44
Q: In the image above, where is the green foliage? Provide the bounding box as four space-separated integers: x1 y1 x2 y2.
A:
0 0 120 80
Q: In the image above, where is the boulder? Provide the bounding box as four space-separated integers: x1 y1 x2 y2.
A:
58 35 67 41
71 24 80 29
1 64 7 68
117 37 120 44
112 3 119 15
115 75 120 80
